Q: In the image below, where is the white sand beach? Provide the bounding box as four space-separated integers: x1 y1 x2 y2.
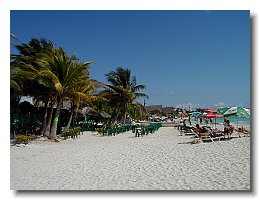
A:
10 127 250 190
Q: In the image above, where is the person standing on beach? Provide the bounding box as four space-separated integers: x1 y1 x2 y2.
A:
205 119 208 126
223 119 233 139
223 119 227 126
188 115 192 126
180 119 186 131
223 119 228 138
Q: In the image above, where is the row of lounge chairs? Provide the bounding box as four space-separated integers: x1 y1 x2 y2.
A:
177 124 225 143
177 123 250 143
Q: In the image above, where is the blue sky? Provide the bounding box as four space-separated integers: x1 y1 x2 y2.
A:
10 10 250 109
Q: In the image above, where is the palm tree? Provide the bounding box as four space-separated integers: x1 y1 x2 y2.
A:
128 102 148 122
65 78 100 129
35 48 93 139
102 67 148 124
11 38 54 99
12 38 98 139
11 38 56 136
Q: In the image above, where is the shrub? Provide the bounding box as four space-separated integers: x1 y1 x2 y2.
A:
96 128 103 133
61 127 81 139
15 135 33 144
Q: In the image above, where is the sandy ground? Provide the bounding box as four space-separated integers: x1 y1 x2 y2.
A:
10 126 250 190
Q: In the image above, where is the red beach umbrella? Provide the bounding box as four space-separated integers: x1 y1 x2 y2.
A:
202 112 223 128
202 113 223 119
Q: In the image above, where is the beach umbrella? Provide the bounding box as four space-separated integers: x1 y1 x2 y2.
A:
190 111 202 125
217 107 231 115
202 112 223 119
202 108 216 113
220 106 250 128
191 112 202 122
191 111 202 117
222 107 250 118
202 111 224 129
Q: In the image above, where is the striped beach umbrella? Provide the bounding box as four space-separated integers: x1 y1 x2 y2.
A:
202 112 223 119
221 107 250 118
217 107 231 115
220 106 250 129
202 111 223 129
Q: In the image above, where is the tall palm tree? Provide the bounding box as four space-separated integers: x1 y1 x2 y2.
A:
65 78 100 129
35 48 93 139
11 38 56 136
12 38 98 139
11 38 54 99
102 67 148 124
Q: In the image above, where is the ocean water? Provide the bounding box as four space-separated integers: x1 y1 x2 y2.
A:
162 116 251 129
215 116 250 126
191 116 251 129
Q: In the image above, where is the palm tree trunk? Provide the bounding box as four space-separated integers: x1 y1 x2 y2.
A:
123 113 127 124
114 106 122 124
49 96 62 139
39 100 48 136
123 103 128 124
66 107 74 129
74 111 78 126
44 101 54 137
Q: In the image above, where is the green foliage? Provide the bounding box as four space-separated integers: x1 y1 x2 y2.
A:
11 38 99 138
61 127 82 139
101 67 148 123
15 135 35 144
96 128 103 134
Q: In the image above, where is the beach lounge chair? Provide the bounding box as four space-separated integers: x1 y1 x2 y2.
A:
193 124 224 142
193 132 224 142
178 125 195 136
183 127 196 136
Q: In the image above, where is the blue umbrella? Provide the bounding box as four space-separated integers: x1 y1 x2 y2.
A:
191 112 202 119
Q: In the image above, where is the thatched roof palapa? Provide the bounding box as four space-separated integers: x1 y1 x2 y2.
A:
81 106 99 116
100 111 111 119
